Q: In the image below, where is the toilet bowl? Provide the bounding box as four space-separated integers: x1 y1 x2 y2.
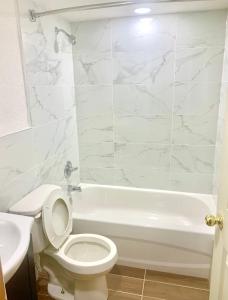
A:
46 234 117 276
9 184 118 300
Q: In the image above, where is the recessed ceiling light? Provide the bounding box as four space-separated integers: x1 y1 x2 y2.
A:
134 8 151 15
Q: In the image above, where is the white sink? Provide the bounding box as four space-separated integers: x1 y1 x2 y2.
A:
0 212 33 283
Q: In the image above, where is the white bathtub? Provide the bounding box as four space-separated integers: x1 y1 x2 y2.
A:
72 184 215 278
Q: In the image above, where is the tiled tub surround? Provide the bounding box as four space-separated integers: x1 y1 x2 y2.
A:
0 0 79 211
37 265 209 300
72 11 227 194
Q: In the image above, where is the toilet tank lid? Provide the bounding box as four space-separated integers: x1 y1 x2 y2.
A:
9 184 62 216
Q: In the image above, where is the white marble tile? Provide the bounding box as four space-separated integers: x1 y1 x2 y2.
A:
78 115 113 143
57 53 75 86
29 85 65 126
0 85 29 137
113 167 170 189
74 52 112 85
177 11 227 48
216 83 228 145
114 84 173 115
76 85 113 117
63 113 79 155
24 51 63 87
63 87 76 118
175 47 224 83
33 121 66 164
0 165 41 211
72 20 111 53
172 115 217 145
171 145 215 173
114 143 170 169
112 15 177 52
39 145 80 186
115 115 171 144
80 143 114 168
80 167 114 185
39 153 66 186
169 172 213 194
0 129 35 188
113 50 174 85
174 82 220 116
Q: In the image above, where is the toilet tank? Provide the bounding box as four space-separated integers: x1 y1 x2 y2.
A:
9 184 62 253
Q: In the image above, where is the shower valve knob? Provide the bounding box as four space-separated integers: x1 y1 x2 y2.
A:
64 161 78 179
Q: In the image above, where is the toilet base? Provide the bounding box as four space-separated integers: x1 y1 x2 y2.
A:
48 283 74 300
47 276 108 300
74 275 108 300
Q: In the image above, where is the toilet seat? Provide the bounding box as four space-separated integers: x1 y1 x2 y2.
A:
42 188 72 249
46 233 118 275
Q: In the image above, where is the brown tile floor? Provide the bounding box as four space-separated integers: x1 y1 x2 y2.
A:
37 265 210 300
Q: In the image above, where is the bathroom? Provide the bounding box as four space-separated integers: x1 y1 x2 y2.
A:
1 0 228 299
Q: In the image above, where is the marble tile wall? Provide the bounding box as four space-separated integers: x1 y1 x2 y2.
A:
72 11 227 194
0 0 79 211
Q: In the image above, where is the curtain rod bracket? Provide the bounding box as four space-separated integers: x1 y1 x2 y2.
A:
29 10 37 22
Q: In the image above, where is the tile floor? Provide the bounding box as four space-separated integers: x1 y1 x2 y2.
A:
37 265 210 300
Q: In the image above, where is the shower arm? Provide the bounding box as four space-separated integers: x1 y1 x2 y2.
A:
28 0 191 22
55 27 72 40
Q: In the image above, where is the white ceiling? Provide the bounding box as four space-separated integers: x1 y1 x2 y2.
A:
34 0 228 22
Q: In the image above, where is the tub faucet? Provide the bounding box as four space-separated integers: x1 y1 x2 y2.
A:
67 185 82 193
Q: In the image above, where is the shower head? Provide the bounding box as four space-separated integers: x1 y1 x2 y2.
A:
54 26 76 52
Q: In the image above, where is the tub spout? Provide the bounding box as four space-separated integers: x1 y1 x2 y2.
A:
68 185 82 193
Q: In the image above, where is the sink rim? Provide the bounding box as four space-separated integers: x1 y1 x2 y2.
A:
0 212 33 283
0 219 20 262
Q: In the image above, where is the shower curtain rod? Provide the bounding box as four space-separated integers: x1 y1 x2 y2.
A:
28 0 182 22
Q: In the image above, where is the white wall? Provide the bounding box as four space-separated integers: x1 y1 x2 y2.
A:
72 11 227 194
0 0 79 211
0 0 28 137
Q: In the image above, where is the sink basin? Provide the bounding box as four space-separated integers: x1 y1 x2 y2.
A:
0 212 33 283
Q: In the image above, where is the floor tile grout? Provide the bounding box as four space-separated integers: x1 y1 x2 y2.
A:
141 269 146 299
144 278 209 291
109 272 209 292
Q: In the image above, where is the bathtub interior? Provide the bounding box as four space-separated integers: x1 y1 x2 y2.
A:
72 184 215 278
73 184 216 230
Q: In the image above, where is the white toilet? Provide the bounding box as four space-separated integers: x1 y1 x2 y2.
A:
10 184 118 300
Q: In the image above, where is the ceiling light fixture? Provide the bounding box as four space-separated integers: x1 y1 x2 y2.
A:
134 7 151 15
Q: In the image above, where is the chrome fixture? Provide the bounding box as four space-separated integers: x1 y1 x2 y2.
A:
54 27 76 52
67 185 82 193
64 161 78 179
205 214 224 230
28 0 195 22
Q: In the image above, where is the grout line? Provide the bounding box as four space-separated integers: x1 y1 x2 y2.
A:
144 279 209 291
109 288 141 296
110 273 144 281
141 269 146 299
109 289 141 296
109 272 208 291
